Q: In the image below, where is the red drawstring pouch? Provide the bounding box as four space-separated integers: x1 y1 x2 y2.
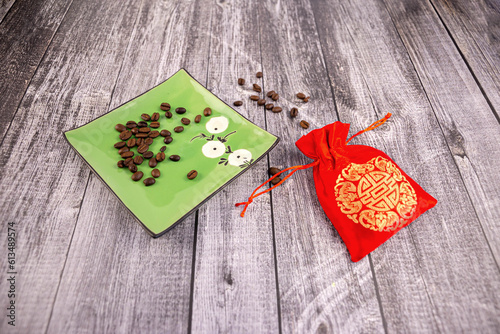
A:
236 114 437 262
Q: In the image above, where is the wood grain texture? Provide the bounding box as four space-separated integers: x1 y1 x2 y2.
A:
0 0 15 23
0 0 72 140
46 0 212 333
258 0 385 332
431 0 500 119
312 0 500 332
190 1 279 332
0 0 143 332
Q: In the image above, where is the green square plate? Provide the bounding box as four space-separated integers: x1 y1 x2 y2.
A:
65 69 279 237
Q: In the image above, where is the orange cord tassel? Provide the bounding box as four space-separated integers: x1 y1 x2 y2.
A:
346 113 392 144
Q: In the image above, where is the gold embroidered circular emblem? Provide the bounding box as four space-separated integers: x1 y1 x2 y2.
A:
334 156 417 232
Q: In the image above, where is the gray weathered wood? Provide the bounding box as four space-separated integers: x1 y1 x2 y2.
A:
190 1 279 332
0 0 142 332
46 0 212 333
0 0 15 23
0 0 73 140
312 0 500 332
431 0 500 119
258 0 385 332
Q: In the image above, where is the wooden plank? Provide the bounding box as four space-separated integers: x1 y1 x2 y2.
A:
430 0 500 119
46 0 212 333
311 0 500 332
190 1 279 332
0 0 73 140
0 0 143 332
0 0 15 23
257 0 386 333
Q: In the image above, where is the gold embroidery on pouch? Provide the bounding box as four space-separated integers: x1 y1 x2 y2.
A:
334 156 417 232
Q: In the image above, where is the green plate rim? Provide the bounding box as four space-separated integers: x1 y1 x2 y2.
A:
63 68 280 237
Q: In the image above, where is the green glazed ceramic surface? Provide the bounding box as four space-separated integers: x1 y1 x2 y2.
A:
65 69 279 236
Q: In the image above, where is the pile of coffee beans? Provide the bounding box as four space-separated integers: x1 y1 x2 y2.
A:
114 103 204 186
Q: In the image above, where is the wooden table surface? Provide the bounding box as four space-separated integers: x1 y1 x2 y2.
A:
1 0 500 333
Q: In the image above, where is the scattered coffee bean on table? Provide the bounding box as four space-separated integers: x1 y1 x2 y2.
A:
300 120 310 129
267 90 275 97
234 101 243 106
160 146 166 152
143 177 155 186
194 115 202 123
187 170 198 180
131 171 143 181
238 78 245 85
126 121 137 128
149 130 160 138
160 129 171 137
249 95 259 101
165 111 173 118
128 164 138 173
118 147 129 155
297 92 306 99
271 93 279 101
176 107 186 114
119 130 132 140
124 157 134 166
149 157 157 168
143 151 154 159
253 83 262 92
265 103 274 110
269 167 281 175
137 121 148 127
303 96 310 102
270 177 282 185
257 99 266 106
151 169 160 178
156 152 166 162
150 122 160 129
290 108 299 118
134 156 144 165
169 155 180 162
164 136 173 144
151 112 160 121
174 126 184 133
137 144 149 154
181 118 190 125
115 124 126 132
203 107 212 116
114 141 126 149
256 71 263 78
141 113 151 121
272 106 282 113
145 137 153 145
160 102 171 111
117 160 125 168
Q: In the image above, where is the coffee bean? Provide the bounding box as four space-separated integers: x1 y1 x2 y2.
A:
265 103 274 110
151 169 160 178
269 167 281 175
270 176 282 185
181 118 190 125
150 121 160 128
187 170 198 180
271 93 279 101
203 107 212 116
303 96 310 102
126 121 137 128
131 127 139 135
160 146 166 152
136 133 148 138
165 111 173 118
175 107 186 114
250 95 259 101
139 127 150 133
234 101 243 106
257 99 266 106
137 121 148 127
174 126 184 133
124 157 134 166
267 90 275 97
141 113 151 121
160 129 171 137
160 102 171 111
115 124 126 132
256 71 263 78
143 177 155 186
136 138 144 146
194 115 202 123
114 141 126 149
119 130 132 140
117 160 125 168
253 83 262 92
272 106 282 113
164 136 173 144
149 158 157 168
132 171 144 181
143 151 154 159
126 138 136 148
237 78 245 85
169 155 180 161
118 147 129 155
128 164 137 173
134 156 144 165
121 151 134 159
290 108 299 118
297 92 306 99
151 112 160 121
137 144 149 154
149 130 160 138
300 120 310 129
156 152 166 162
145 138 153 145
